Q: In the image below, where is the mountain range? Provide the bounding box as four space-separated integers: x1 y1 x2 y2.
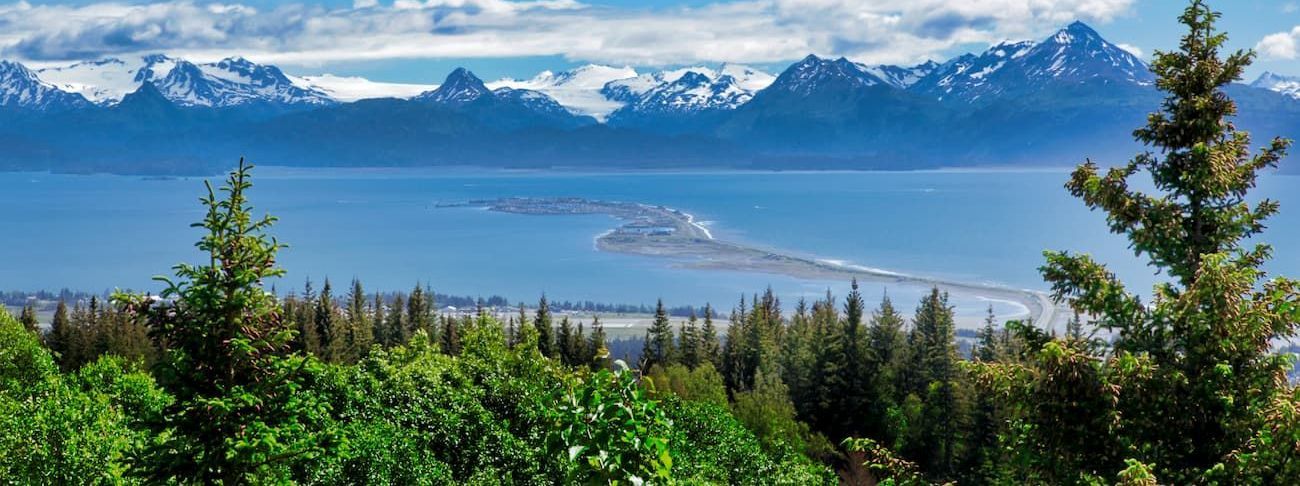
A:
1 21 1298 175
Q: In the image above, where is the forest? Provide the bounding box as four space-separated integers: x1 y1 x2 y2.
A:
3 2 1300 484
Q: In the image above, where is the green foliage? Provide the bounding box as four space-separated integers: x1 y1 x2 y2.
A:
0 308 168 484
118 160 337 483
969 2 1300 483
553 364 673 484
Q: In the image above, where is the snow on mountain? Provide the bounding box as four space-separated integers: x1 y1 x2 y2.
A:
37 54 332 107
415 68 581 122
415 68 493 105
910 41 1037 101
913 22 1152 102
0 60 90 110
1014 21 1152 86
38 55 174 104
602 64 774 116
865 61 940 89
293 74 436 102
0 60 91 111
491 86 575 117
1251 72 1300 100
489 64 637 121
765 55 889 96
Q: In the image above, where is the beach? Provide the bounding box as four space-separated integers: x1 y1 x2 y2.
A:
452 197 1072 330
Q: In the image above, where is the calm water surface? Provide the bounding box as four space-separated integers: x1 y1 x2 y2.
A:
4 167 1297 324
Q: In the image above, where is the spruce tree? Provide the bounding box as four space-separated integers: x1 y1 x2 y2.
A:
346 278 372 361
698 304 721 370
440 314 461 356
407 284 431 340
556 315 574 365
866 293 906 440
387 293 407 346
908 288 963 477
18 303 38 334
678 311 700 369
1023 2 1300 481
587 316 609 370
643 299 676 369
371 292 387 348
119 160 333 482
839 279 870 436
535 296 554 358
45 300 69 366
315 279 339 361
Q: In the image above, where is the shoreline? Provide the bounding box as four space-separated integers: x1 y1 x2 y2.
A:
446 197 1070 329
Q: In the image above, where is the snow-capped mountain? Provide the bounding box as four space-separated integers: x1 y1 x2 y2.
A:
619 68 773 114
910 41 1038 101
1251 72 1300 100
0 60 91 111
37 54 332 107
602 64 774 113
913 22 1152 102
866 61 941 89
489 64 638 121
413 68 590 128
294 75 436 102
415 68 493 105
765 55 890 96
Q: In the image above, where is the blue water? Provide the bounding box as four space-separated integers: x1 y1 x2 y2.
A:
4 167 1297 324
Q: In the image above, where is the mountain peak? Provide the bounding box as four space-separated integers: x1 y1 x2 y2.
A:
769 53 884 96
1251 71 1300 99
1052 21 1103 45
0 60 91 111
419 68 491 105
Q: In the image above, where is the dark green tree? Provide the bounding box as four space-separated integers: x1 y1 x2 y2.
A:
557 316 575 365
44 300 70 365
119 160 334 483
371 292 388 347
698 304 721 370
535 296 554 358
642 299 675 370
18 303 38 334
1020 1 1300 482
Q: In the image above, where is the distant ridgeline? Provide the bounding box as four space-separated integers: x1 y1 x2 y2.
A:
2 21 1299 174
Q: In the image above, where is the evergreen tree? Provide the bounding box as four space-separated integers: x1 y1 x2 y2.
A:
643 299 675 370
315 279 339 361
45 300 70 366
678 311 700 369
345 278 372 361
866 293 906 441
587 316 610 370
839 279 870 437
698 304 721 370
387 293 407 346
1013 2 1300 481
119 160 333 482
440 314 461 356
407 284 432 340
371 292 387 348
535 296 554 358
18 303 38 334
907 288 964 477
974 305 999 362
556 316 575 365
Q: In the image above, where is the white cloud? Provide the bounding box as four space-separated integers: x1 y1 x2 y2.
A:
0 0 1136 69
1116 43 1142 58
1258 27 1300 60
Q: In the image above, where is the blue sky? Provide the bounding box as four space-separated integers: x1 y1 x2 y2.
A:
4 0 1298 83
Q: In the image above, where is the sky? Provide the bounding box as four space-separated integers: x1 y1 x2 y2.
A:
2 0 1298 83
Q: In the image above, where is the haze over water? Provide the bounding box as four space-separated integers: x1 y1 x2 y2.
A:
5 168 1298 325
